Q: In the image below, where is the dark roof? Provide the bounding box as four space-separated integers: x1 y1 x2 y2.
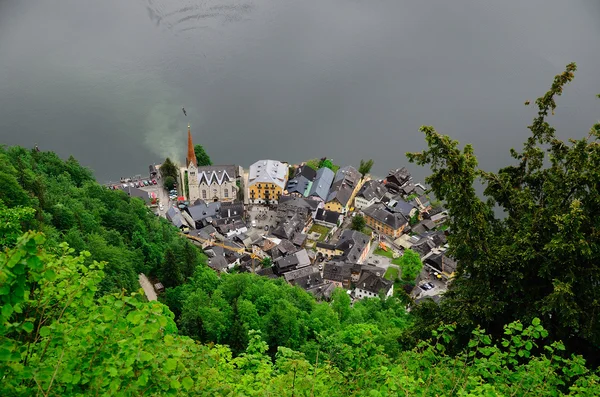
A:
336 230 371 262
208 256 228 272
306 282 336 301
308 167 335 201
425 253 457 274
387 199 416 217
286 175 311 196
357 180 387 201
316 242 336 250
363 203 409 230
297 165 317 181
411 238 437 257
274 255 299 273
256 266 278 278
126 186 151 204
166 207 184 228
411 223 427 235
356 272 393 294
327 166 361 207
322 262 353 282
315 208 342 225
421 219 437 230
276 239 297 255
385 167 411 186
199 225 217 235
293 271 325 290
219 202 244 218
292 233 307 247
358 264 386 278
284 266 317 283
185 200 221 221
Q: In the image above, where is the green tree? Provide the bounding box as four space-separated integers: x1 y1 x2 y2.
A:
358 159 374 178
163 176 176 191
0 200 35 248
407 63 600 362
398 249 422 281
331 288 351 323
318 158 334 170
160 157 179 180
351 214 366 231
194 144 213 166
160 248 183 288
261 257 272 268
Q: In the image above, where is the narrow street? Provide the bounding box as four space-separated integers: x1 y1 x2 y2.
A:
138 273 157 301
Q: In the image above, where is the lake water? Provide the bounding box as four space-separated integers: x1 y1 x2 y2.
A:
1 0 599 184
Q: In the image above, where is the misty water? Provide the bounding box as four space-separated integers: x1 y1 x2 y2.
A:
1 0 599 184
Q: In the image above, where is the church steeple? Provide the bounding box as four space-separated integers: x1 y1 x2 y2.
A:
186 123 197 167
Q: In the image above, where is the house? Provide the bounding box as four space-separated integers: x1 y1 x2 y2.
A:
354 180 387 210
354 272 394 299
322 262 353 289
166 206 188 231
283 266 316 284
325 166 362 214
248 159 289 204
313 208 342 228
125 186 151 205
336 230 371 264
411 231 447 257
278 195 320 214
386 198 418 218
384 167 411 188
285 165 316 197
401 183 427 198
184 200 221 229
273 249 311 275
315 242 342 259
208 254 229 273
307 167 335 202
292 233 308 247
363 203 409 238
305 282 336 301
423 252 457 279
285 175 312 197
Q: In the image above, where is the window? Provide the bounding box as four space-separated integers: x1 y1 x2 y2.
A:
224 189 229 198
202 190 207 199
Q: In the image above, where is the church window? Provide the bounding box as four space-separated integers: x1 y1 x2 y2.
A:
224 189 229 198
202 190 207 199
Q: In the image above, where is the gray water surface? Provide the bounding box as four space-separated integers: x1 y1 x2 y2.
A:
1 0 599 183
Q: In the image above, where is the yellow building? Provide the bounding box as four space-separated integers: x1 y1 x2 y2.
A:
248 160 289 205
325 166 363 214
363 203 409 238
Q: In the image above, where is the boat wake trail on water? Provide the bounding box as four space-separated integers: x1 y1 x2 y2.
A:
143 0 254 35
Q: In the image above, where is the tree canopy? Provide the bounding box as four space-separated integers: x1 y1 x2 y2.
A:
194 144 212 166
358 159 374 178
407 63 600 364
351 214 366 231
159 157 178 180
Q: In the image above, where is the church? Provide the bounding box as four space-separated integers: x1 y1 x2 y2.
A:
182 124 241 203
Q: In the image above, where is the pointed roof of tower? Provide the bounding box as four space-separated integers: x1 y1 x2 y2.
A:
186 124 197 167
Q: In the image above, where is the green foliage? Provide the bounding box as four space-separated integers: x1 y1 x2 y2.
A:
163 175 176 191
384 266 399 281
261 257 272 268
358 159 374 178
407 63 600 362
0 145 206 295
1 233 597 396
319 158 334 170
409 212 419 225
159 157 178 180
399 249 422 281
374 247 394 259
194 144 212 166
350 214 366 231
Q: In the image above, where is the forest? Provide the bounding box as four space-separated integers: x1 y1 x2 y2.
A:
1 64 600 395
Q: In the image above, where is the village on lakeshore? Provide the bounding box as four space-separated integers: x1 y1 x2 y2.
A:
105 124 454 305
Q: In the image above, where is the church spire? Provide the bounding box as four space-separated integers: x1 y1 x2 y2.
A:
186 123 197 167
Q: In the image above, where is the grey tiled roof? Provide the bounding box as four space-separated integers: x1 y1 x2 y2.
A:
185 200 221 221
357 180 387 201
308 167 335 201
336 230 370 263
363 203 409 229
286 175 311 196
322 262 353 282
356 272 393 294
315 208 341 225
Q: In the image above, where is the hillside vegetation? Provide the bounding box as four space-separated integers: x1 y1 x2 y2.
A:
1 64 600 395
